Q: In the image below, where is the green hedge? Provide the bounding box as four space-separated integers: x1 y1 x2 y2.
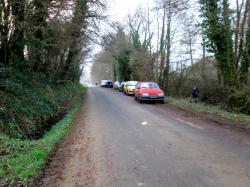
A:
0 72 83 138
228 87 250 114
168 77 250 115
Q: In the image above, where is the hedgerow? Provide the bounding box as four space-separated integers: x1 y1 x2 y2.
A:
0 72 83 138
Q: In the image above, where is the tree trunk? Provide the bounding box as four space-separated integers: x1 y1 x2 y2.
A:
158 9 166 86
9 0 26 65
201 35 206 83
162 10 171 90
240 14 250 84
235 0 249 74
0 1 11 66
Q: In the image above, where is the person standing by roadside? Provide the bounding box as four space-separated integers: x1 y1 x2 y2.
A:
192 87 199 102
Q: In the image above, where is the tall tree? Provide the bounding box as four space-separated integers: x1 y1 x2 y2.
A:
61 0 88 81
156 0 188 90
199 0 236 87
128 8 155 81
0 0 106 84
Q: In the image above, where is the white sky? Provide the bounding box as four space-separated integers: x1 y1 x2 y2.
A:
107 0 153 22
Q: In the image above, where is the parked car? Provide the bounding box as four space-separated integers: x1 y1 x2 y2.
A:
134 82 165 103
101 80 108 87
119 81 126 92
113 81 121 89
100 80 113 88
124 81 138 95
105 80 113 88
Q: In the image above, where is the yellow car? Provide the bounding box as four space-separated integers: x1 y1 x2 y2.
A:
124 81 138 95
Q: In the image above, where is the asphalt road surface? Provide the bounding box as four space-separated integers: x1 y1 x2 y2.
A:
39 87 250 187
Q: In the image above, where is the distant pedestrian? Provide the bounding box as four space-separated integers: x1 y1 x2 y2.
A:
192 87 199 103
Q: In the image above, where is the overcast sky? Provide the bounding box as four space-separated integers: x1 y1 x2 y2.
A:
107 0 153 22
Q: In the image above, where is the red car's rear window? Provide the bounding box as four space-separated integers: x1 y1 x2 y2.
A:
141 83 159 89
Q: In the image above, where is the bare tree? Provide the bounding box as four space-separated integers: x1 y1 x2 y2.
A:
155 0 189 90
234 0 250 73
128 7 155 81
180 14 198 67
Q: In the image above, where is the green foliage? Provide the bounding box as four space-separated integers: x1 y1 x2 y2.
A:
0 0 96 84
113 49 132 81
0 98 83 186
168 60 250 115
0 72 83 138
227 87 250 114
169 76 250 115
169 79 227 105
199 0 236 86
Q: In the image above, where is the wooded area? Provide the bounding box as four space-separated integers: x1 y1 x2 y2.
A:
0 0 105 137
91 0 250 114
0 0 106 82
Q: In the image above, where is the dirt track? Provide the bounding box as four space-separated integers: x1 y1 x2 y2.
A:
37 95 96 187
38 88 250 187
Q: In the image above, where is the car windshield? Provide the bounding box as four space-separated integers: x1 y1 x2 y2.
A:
141 83 159 89
127 81 138 86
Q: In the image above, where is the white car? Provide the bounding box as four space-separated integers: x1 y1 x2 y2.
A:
113 81 121 89
101 80 108 87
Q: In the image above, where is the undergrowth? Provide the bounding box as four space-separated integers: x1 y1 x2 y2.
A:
167 96 250 122
0 71 83 138
0 96 83 186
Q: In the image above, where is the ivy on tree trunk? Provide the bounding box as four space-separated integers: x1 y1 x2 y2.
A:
199 0 236 87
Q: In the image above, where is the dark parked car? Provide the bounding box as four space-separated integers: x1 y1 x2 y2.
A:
100 80 113 88
105 80 113 88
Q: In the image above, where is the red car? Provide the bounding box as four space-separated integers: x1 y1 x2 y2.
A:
134 82 165 103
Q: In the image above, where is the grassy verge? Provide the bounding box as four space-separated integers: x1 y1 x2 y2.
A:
166 97 250 123
0 96 84 186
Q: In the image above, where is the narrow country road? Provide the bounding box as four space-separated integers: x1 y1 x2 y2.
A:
39 88 250 187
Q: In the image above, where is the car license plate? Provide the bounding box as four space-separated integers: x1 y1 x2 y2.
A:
150 96 157 98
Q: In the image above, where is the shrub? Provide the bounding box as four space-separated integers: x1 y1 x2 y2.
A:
0 99 83 186
227 87 250 114
0 72 83 138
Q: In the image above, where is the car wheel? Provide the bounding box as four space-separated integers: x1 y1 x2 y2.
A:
138 96 143 103
160 100 165 104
